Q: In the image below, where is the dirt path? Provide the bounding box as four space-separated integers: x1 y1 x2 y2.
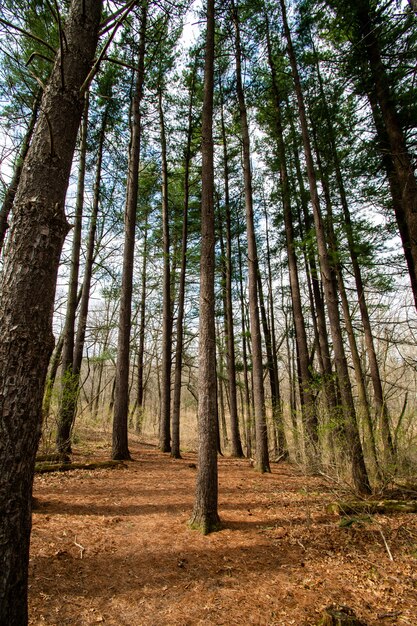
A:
29 442 417 625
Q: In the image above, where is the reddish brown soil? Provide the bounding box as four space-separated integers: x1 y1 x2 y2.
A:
29 441 417 625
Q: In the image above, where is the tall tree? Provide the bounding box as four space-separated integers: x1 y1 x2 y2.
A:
189 0 221 534
158 78 173 453
324 0 417 310
279 0 371 493
56 97 109 454
171 62 197 459
0 1 103 621
55 94 89 455
263 12 318 463
218 76 244 458
308 37 394 470
112 2 148 461
231 0 270 473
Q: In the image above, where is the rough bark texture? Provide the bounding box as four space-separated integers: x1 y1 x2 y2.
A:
280 0 371 494
232 0 270 473
112 3 147 461
189 0 220 534
0 2 102 623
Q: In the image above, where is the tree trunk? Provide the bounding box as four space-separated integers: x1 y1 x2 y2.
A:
355 0 417 310
0 89 41 254
289 111 341 444
280 0 371 494
219 81 244 458
311 37 394 470
56 103 108 454
112 3 147 461
265 17 318 463
171 66 196 459
189 0 220 534
263 207 287 457
0 1 102 621
314 133 380 481
237 229 253 458
232 0 270 473
55 95 89 453
158 84 172 454
136 208 149 434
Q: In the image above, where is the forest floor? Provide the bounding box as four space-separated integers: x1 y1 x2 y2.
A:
29 438 417 626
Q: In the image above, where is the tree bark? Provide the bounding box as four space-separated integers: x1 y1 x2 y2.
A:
219 80 244 458
158 84 172 454
171 65 196 459
189 0 220 534
265 16 318 463
231 0 270 473
280 0 371 493
55 95 89 454
112 3 147 461
0 1 102 622
314 133 380 481
136 207 149 433
355 0 417 310
311 34 395 469
56 103 108 454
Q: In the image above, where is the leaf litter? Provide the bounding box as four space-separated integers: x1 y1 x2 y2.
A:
29 441 417 625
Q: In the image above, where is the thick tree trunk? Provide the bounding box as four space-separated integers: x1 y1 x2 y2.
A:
280 0 371 494
0 89 41 254
232 0 270 473
158 85 172 454
189 0 220 534
0 1 102 622
112 3 147 461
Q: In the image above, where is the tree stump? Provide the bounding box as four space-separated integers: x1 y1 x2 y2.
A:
319 605 366 626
